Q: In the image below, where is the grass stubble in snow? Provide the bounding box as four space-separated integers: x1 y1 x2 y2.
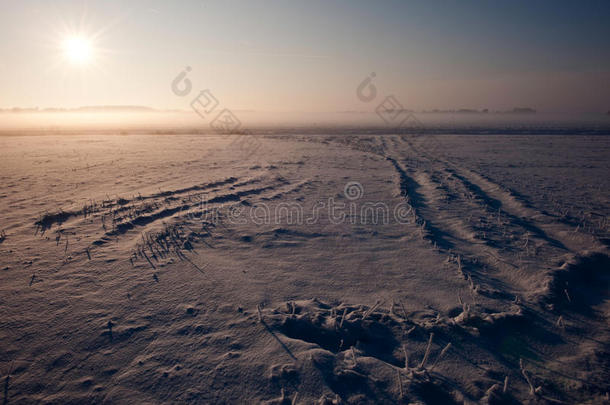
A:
0 133 609 403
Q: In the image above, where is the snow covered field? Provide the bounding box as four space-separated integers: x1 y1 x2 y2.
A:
1 133 608 403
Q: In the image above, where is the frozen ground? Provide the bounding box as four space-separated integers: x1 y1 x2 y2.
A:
0 133 609 404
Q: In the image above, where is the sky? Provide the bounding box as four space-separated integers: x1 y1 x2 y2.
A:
1 0 609 113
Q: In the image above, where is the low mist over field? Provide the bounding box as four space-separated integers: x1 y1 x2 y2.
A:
2 108 610 134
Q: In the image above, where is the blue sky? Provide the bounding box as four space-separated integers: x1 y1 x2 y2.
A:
1 0 609 112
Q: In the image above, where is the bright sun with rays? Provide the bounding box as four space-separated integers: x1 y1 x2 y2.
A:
62 36 94 65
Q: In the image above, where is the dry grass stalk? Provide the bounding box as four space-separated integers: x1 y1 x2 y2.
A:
257 304 263 323
339 308 347 328
458 294 470 313
428 342 451 371
362 300 382 320
520 358 536 397
396 369 403 399
556 315 565 328
485 383 501 399
419 332 434 369
402 344 409 369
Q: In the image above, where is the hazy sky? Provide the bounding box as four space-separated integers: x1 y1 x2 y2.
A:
1 0 609 113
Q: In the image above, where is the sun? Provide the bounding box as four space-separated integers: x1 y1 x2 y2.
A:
62 36 94 65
